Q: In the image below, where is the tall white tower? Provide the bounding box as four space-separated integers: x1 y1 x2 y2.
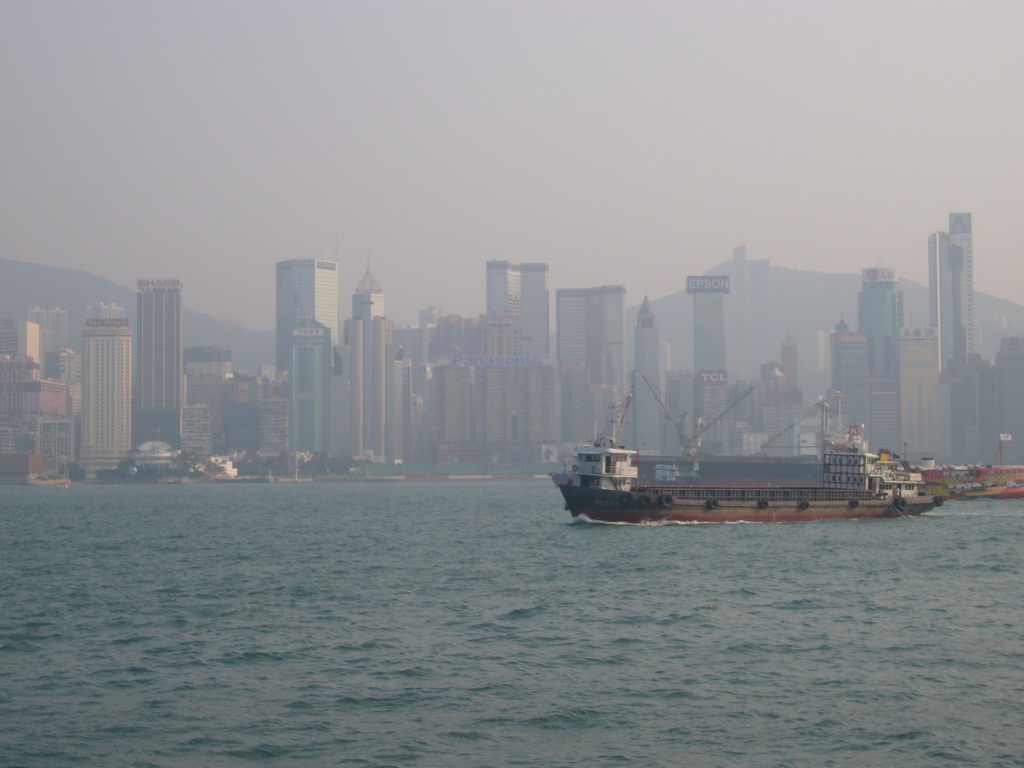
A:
928 212 974 370
276 259 339 377
80 319 132 474
344 269 392 460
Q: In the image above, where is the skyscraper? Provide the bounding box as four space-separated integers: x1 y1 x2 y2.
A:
899 327 945 461
136 279 184 446
858 268 903 450
928 212 974 371
830 319 869 434
486 261 550 359
726 247 772 379
631 296 663 451
342 269 394 461
556 285 625 389
276 259 339 378
80 319 132 474
289 321 331 453
556 285 625 442
995 337 1024 464
688 275 729 452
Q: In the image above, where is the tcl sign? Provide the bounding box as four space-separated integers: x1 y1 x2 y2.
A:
699 370 728 386
687 275 730 294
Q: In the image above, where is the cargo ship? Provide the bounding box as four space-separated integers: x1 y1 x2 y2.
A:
637 453 822 487
917 462 1024 500
555 435 942 524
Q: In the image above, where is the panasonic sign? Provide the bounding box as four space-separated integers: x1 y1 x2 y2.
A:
686 275 730 294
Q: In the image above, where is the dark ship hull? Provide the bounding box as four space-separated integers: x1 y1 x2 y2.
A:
558 483 941 524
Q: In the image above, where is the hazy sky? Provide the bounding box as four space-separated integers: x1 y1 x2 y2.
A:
3 1 1023 329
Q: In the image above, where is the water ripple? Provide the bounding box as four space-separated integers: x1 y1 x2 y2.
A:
1 483 1023 767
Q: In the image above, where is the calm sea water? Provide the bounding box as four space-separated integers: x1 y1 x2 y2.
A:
1 480 1022 768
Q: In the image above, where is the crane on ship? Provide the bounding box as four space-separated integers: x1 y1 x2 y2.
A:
758 400 823 455
595 387 633 448
639 373 756 460
690 384 757 459
639 373 688 450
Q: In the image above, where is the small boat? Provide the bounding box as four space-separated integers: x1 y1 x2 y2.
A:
554 435 943 524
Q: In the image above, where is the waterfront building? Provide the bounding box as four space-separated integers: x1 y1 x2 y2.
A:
948 355 998 464
80 319 132 474
288 321 331 453
431 364 472 448
387 349 406 464
899 327 946 461
37 418 75 475
276 258 339 378
184 346 233 453
135 279 184 447
180 404 213 455
995 337 1024 464
342 269 394 461
259 398 290 456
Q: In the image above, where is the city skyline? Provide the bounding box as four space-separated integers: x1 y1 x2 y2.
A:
2 2 1023 330
7 215 1024 472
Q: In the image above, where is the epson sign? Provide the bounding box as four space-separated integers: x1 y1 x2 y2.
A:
686 275 730 294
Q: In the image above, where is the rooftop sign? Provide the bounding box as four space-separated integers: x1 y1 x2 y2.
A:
900 327 938 341
137 279 183 291
833 331 869 344
862 268 897 282
687 276 730 294
451 353 542 367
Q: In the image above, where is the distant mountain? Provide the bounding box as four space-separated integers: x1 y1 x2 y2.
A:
0 258 274 372
629 263 1024 397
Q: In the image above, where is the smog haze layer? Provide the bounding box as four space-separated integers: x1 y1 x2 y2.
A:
2 1 1022 327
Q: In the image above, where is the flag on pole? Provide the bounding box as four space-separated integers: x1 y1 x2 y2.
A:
1000 433 1013 441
